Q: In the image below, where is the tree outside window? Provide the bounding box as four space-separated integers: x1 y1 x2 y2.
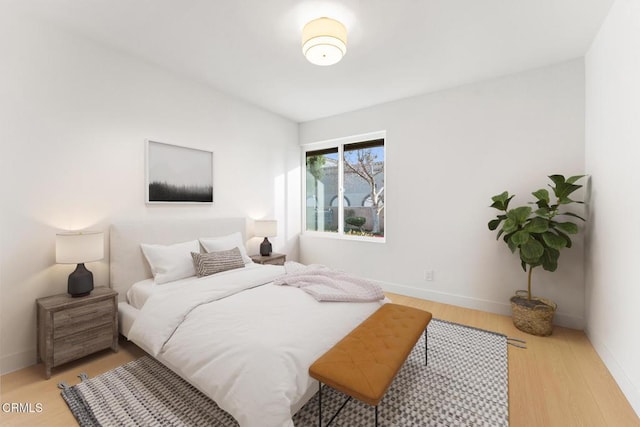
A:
343 140 384 236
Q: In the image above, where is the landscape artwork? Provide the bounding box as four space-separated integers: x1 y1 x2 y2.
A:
146 140 213 203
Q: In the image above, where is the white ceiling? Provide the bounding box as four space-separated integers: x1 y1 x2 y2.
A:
8 0 613 122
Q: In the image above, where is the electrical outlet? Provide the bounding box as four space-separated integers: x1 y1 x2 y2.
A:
424 270 434 281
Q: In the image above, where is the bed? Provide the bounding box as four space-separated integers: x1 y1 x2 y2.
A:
110 218 384 427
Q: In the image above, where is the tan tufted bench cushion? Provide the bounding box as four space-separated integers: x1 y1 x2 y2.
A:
309 303 432 424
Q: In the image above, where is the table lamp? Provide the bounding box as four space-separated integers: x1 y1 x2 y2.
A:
56 231 104 297
254 220 277 256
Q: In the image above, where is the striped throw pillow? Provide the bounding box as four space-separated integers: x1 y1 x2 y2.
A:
191 247 245 277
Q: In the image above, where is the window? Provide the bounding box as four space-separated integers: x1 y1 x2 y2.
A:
304 132 385 240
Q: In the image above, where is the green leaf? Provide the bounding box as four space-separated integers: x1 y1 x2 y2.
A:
548 175 566 186
490 192 514 211
541 247 560 272
523 258 542 268
548 174 583 205
556 229 573 248
502 218 518 234
520 249 541 265
488 219 502 230
556 183 582 202
535 200 550 210
532 189 550 204
491 191 509 203
566 175 585 184
496 228 505 240
559 198 580 207
560 211 586 221
520 239 544 261
535 207 550 216
507 234 518 253
511 231 530 246
525 217 549 234
520 260 527 272
507 206 532 224
554 221 579 234
542 232 567 249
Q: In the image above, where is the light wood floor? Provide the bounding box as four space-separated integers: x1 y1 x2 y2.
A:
1 293 638 426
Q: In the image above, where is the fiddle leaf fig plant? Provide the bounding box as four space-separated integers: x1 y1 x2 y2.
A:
488 175 586 300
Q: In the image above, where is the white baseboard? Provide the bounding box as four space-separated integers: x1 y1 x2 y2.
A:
1 348 37 376
378 281 585 330
585 328 640 418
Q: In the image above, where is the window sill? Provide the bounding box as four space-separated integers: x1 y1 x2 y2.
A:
302 231 386 244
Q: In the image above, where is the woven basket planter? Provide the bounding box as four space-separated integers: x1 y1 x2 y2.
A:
510 290 557 336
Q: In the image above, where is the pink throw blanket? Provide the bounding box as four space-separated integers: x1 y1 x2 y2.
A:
273 264 385 302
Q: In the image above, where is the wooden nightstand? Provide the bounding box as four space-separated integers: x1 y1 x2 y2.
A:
250 253 286 265
36 287 118 379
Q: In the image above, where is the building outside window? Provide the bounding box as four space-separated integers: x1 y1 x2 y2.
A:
304 132 385 241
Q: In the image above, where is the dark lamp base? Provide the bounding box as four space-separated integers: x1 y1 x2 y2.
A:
260 237 273 256
68 263 94 297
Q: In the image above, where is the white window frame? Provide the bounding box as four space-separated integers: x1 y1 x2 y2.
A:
302 130 386 243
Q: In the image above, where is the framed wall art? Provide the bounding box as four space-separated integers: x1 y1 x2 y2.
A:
145 140 213 204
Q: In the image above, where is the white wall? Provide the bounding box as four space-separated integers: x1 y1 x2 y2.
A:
300 60 586 328
0 14 300 374
585 0 640 417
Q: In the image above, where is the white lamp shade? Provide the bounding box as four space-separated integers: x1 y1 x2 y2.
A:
56 231 104 264
302 17 347 66
254 220 277 238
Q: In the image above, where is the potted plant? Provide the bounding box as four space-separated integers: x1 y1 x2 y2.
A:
488 174 585 336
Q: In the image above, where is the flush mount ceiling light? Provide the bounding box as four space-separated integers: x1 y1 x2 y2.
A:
302 17 347 66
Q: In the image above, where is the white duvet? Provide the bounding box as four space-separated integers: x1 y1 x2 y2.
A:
128 265 384 427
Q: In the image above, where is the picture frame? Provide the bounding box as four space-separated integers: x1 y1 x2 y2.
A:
145 140 214 204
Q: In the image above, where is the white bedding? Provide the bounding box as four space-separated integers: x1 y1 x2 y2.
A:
128 264 384 427
126 278 155 309
126 263 264 309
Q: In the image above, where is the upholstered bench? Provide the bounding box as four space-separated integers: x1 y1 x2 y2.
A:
309 303 433 426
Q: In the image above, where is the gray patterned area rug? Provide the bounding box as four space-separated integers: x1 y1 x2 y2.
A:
60 319 509 426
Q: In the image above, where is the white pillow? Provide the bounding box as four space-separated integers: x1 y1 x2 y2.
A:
140 240 200 284
199 232 253 265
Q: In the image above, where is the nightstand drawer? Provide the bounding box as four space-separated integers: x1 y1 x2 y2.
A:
53 324 114 366
53 299 114 339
